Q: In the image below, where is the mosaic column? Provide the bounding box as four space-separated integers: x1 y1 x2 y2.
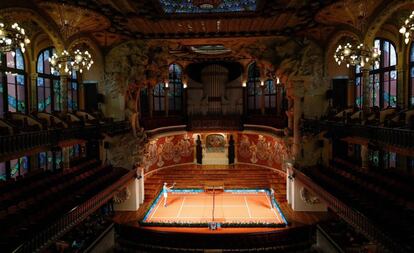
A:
30 73 38 112
60 74 69 113
347 68 355 107
362 67 370 113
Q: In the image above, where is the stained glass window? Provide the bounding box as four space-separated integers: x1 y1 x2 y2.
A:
37 47 61 112
371 39 397 108
168 64 183 114
38 151 54 171
247 62 261 113
355 39 397 108
160 0 257 14
153 82 165 113
264 79 276 112
0 49 26 114
10 156 28 178
0 162 6 181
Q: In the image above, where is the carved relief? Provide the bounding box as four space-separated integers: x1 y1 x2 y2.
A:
113 187 131 204
300 187 321 205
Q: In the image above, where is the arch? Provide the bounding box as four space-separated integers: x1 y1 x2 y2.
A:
325 29 361 72
0 7 64 52
364 0 414 45
36 47 61 112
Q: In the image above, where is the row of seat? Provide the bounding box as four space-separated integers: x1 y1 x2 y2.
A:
116 225 314 252
0 110 111 136
303 164 414 252
328 107 414 128
0 159 127 252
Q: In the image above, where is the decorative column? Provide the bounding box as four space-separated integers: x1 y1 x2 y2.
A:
78 73 85 111
260 80 265 115
361 144 369 170
148 85 153 118
30 73 38 112
164 83 169 117
62 146 70 170
60 74 69 113
347 68 355 107
397 66 405 108
362 67 370 113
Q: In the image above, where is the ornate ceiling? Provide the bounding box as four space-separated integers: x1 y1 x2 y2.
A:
0 0 407 49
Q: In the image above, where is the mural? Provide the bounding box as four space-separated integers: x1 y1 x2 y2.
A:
143 134 194 171
237 133 288 167
206 134 226 152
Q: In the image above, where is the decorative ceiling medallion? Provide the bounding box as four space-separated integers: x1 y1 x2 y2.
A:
159 0 256 14
38 1 110 38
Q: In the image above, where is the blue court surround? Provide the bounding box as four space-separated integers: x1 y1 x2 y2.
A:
141 188 288 227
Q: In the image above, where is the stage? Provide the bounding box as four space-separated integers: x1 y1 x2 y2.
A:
141 189 287 226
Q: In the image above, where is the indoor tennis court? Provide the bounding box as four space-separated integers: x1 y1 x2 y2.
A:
142 189 288 226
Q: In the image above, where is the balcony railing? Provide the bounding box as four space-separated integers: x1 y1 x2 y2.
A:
12 169 135 253
0 121 130 159
294 168 404 253
302 119 414 149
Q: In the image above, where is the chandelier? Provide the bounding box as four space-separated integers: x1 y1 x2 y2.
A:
47 6 94 75
49 47 93 75
0 21 30 54
399 11 414 44
334 41 381 68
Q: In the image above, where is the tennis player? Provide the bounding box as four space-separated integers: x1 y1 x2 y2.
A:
163 182 175 207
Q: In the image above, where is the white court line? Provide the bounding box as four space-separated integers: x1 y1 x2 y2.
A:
176 197 186 218
180 205 246 207
265 193 281 223
149 197 162 220
244 196 252 218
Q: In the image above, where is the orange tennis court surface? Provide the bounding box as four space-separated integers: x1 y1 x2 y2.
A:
142 189 288 226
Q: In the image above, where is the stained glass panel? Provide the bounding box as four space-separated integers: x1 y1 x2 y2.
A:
160 0 257 13
0 162 5 181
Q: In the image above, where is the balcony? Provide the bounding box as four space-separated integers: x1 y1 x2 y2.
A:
0 121 130 161
302 119 414 149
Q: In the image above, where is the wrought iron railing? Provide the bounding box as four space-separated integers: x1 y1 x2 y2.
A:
11 169 135 253
302 119 414 148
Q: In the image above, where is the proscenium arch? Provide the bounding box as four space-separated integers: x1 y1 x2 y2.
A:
364 0 414 45
0 7 65 53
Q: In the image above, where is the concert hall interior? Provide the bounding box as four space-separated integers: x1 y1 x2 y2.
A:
0 0 414 252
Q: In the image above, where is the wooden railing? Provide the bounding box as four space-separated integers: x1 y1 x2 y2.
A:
294 168 403 253
0 121 130 160
302 119 414 148
11 168 135 253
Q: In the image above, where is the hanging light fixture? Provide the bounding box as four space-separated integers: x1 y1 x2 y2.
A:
49 46 94 75
0 21 30 54
399 11 414 44
47 5 94 75
334 41 381 68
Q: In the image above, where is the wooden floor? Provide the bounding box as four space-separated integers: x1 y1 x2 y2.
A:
113 164 329 233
